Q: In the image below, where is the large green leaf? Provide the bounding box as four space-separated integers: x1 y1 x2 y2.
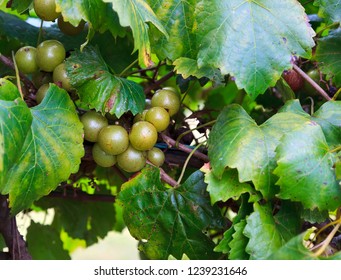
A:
208 103 308 199
106 0 168 66
315 28 341 87
274 122 341 211
66 46 145 117
314 0 341 23
244 202 300 259
27 222 70 260
195 0 315 98
0 82 84 214
147 0 197 61
118 166 224 260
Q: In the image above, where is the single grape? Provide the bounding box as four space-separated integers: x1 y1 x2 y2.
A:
98 125 129 155
151 88 180 116
80 111 108 142
33 0 60 21
147 147 165 167
35 83 50 104
129 121 158 151
36 40 66 72
117 145 146 173
53 63 72 91
92 143 117 168
145 107 170 132
14 46 38 74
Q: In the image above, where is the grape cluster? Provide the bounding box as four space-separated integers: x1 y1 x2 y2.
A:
14 0 84 103
81 87 180 173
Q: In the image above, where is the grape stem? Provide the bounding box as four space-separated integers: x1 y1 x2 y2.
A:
161 133 209 163
144 71 175 94
12 51 24 99
292 64 331 101
146 161 178 187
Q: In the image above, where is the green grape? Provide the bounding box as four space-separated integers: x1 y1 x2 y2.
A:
14 46 38 74
80 111 108 142
33 0 60 21
92 143 117 168
147 147 165 167
145 107 170 132
35 83 50 104
53 63 72 91
36 40 66 72
57 16 85 36
117 145 146 173
133 109 148 123
98 125 129 155
129 121 158 151
151 88 180 116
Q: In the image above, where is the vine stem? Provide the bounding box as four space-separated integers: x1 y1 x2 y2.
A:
312 208 341 257
12 51 24 99
175 120 216 147
292 64 331 101
330 145 341 153
144 71 175 94
118 58 138 77
161 133 209 163
176 142 205 186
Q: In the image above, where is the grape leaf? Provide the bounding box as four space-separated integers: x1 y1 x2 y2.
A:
195 0 315 98
173 57 222 81
55 0 125 38
204 168 255 204
244 202 300 259
27 222 70 260
0 82 84 214
214 194 253 254
66 46 145 118
274 122 341 211
147 0 197 61
314 0 341 23
105 0 168 66
7 0 31 14
315 28 341 87
118 166 224 260
312 101 341 148
228 219 249 260
208 104 308 199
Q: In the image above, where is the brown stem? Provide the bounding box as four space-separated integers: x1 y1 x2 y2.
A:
161 133 209 163
144 71 175 94
0 195 32 260
292 64 331 101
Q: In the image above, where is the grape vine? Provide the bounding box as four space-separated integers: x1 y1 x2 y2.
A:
0 0 340 260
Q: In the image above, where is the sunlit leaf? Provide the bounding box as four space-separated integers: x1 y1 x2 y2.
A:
208 103 308 198
0 82 84 214
274 122 341 211
195 0 315 98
